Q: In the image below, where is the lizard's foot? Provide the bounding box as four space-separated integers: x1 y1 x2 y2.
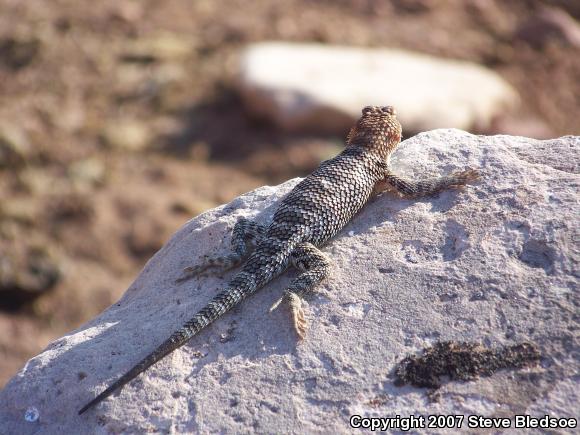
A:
176 218 266 284
270 291 307 340
175 253 244 284
448 168 480 188
175 256 212 283
175 265 207 283
268 242 330 340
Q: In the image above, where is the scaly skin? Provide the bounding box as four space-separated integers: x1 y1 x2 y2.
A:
78 106 479 415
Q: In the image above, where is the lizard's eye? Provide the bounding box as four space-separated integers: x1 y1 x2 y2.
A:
362 106 374 115
381 106 396 116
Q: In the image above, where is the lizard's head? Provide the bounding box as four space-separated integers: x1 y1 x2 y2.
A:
347 105 402 158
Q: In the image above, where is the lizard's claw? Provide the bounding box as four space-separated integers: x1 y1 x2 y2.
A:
175 273 193 284
175 266 199 284
454 168 480 183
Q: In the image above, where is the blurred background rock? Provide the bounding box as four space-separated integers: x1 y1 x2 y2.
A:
0 0 578 388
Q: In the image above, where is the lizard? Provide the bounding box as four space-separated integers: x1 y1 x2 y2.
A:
78 105 479 415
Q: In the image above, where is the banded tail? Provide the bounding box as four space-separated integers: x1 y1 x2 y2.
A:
78 284 250 415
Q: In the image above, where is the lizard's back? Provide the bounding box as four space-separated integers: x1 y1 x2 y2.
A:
269 147 383 246
238 147 382 286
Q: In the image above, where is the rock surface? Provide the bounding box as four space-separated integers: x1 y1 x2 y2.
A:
237 43 519 133
0 130 578 433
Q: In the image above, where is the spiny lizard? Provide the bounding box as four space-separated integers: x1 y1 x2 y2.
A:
78 105 479 415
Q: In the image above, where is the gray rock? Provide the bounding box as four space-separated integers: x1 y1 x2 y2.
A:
237 43 519 133
0 131 578 433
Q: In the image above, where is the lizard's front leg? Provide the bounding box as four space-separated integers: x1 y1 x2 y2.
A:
379 168 479 198
176 217 266 283
270 242 331 340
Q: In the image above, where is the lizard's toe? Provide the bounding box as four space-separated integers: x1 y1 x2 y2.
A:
269 291 308 340
449 168 480 187
459 168 481 182
285 291 307 340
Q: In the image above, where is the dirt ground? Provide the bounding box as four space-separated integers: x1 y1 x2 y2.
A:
1 0 578 388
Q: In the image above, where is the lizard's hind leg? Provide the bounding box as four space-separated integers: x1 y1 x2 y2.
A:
176 217 266 283
270 243 331 340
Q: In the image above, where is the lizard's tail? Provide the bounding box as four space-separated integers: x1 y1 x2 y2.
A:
78 286 248 415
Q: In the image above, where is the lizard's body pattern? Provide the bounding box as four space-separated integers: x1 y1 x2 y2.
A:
79 106 479 414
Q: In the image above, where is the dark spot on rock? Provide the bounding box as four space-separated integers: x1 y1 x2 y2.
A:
329 314 341 326
505 329 516 339
77 371 87 381
191 350 204 359
519 239 556 274
260 400 280 413
378 267 395 273
366 394 390 408
470 290 487 301
220 322 237 343
442 219 469 261
171 391 180 398
438 292 458 302
401 240 438 263
395 341 540 389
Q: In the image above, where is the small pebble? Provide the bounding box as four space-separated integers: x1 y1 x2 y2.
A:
348 231 354 236
24 406 39 422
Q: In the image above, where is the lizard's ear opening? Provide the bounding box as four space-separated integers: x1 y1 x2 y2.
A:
388 124 402 143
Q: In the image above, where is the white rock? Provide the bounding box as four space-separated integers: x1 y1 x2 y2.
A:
237 42 519 133
0 131 578 433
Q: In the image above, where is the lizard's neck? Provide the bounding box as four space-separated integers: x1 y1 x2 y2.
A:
347 130 399 163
